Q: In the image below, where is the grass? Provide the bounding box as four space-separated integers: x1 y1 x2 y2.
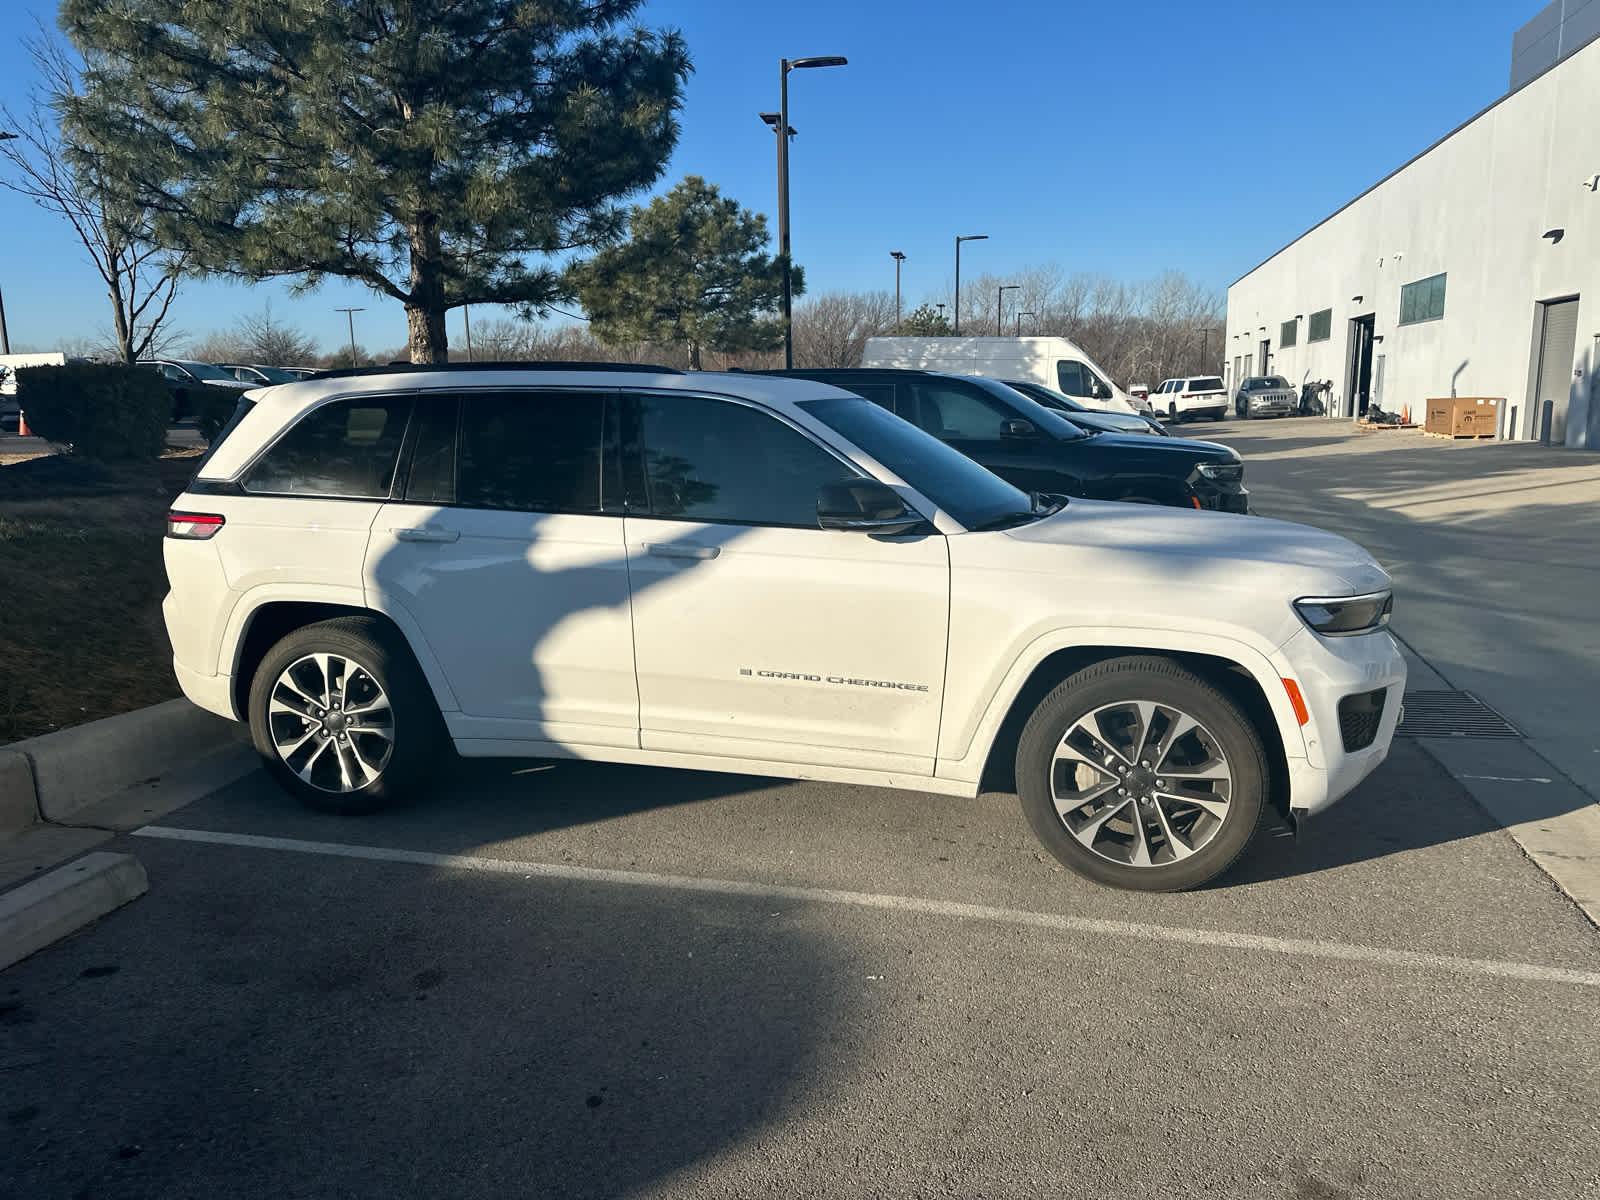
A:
0 449 204 745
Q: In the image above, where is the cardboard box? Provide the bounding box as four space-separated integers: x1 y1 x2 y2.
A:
1424 396 1500 437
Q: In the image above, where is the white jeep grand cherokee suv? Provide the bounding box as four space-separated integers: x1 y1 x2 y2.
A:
164 364 1404 891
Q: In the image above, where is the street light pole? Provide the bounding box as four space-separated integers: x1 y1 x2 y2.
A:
953 234 987 335
890 251 906 325
0 130 16 355
335 307 364 367
1016 310 1034 337
996 284 1020 337
775 55 847 369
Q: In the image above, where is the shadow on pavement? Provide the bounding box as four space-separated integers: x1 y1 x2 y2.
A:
0 835 854 1198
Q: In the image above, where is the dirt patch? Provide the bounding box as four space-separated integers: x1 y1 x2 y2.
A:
0 450 205 744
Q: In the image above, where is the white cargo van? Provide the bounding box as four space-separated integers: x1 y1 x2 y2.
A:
859 336 1147 416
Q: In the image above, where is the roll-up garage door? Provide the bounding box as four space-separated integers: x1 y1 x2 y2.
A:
1536 299 1579 443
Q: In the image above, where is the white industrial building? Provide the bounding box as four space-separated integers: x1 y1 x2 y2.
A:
1224 2 1600 448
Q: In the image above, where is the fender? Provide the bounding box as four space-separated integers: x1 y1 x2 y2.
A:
935 625 1310 785
219 583 463 718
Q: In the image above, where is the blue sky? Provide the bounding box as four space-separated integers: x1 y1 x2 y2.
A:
0 0 1526 356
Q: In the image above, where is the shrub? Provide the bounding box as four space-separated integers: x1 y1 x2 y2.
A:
190 383 247 443
14 364 170 461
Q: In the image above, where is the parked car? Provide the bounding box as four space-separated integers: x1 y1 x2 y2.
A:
162 362 1404 891
762 368 1246 512
1154 376 1230 423
219 363 312 386
861 336 1150 416
1234 375 1299 419
1002 379 1170 436
138 358 253 420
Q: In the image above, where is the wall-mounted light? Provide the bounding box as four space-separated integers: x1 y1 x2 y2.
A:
1351 295 1363 304
1293 314 1303 320
1543 228 1565 244
1373 335 1385 344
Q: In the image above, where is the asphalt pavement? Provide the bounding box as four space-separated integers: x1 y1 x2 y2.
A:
4 413 1600 1198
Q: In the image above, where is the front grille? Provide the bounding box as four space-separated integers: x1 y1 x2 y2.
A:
1337 688 1388 752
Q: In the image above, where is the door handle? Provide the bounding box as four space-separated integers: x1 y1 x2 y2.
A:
647 543 720 560
395 527 460 543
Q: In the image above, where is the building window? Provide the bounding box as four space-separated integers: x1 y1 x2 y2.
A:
1280 320 1298 348
1399 273 1447 325
1307 309 1332 342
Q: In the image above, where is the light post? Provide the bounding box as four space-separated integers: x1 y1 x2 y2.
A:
953 235 987 335
774 55 847 369
0 130 15 355
996 284 1020 337
890 251 906 324
1016 310 1034 337
335 307 364 367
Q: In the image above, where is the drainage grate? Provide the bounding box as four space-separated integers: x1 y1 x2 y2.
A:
1398 690 1522 739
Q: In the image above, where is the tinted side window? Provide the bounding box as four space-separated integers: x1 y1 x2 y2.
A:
1056 360 1087 396
456 391 604 514
403 395 459 505
907 380 1014 440
244 397 411 498
840 380 897 413
633 393 853 527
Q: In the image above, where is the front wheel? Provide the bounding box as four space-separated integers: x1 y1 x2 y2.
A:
1015 656 1267 891
1236 398 1250 419
247 617 447 814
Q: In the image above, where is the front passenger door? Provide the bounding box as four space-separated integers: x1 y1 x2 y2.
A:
621 391 949 772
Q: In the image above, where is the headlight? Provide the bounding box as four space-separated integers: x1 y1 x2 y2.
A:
1195 462 1243 482
1294 591 1393 636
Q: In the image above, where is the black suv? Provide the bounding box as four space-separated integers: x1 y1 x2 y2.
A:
762 369 1248 513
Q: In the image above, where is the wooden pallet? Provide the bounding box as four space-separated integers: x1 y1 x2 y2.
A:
1357 421 1420 432
1419 429 1493 439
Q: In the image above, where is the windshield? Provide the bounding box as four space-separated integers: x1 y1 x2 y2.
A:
184 361 245 383
1004 381 1089 413
250 366 301 384
797 395 1033 531
1265 376 1290 389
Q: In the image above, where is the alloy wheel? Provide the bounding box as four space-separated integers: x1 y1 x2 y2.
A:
267 653 395 793
1048 700 1232 867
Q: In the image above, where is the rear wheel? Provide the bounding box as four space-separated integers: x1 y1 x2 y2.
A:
1015 656 1267 891
247 617 447 814
1168 401 1181 424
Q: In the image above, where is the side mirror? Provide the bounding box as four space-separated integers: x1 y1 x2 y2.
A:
1090 380 1107 399
1001 418 1036 437
817 479 924 534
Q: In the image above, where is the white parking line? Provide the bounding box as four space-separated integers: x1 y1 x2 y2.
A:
132 824 1600 988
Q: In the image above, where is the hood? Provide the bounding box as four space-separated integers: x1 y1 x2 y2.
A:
1002 499 1393 595
1071 429 1238 462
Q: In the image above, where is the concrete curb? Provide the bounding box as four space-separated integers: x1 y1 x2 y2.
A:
2 698 249 827
0 852 148 971
0 751 39 837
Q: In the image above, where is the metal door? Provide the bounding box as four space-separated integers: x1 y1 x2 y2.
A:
1534 298 1580 444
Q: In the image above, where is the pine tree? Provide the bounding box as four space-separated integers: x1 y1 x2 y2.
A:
59 0 691 362
569 176 796 369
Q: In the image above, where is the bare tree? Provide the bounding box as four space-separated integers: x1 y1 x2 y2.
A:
790 291 896 368
236 303 318 366
0 31 185 364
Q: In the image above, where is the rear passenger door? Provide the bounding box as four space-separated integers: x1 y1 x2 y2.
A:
365 390 638 748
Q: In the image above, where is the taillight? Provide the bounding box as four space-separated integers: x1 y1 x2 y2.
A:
167 511 225 540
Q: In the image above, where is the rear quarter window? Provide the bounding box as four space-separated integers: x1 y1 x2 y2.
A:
1189 377 1225 393
243 397 412 498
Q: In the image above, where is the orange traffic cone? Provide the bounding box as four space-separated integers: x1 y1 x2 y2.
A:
16 410 30 437
1400 403 1411 425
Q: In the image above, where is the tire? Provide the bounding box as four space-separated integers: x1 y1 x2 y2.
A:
247 616 447 814
1168 402 1181 424
1236 398 1251 419
1014 656 1267 892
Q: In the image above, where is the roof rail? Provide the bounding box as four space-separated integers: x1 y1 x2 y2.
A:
311 360 685 380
